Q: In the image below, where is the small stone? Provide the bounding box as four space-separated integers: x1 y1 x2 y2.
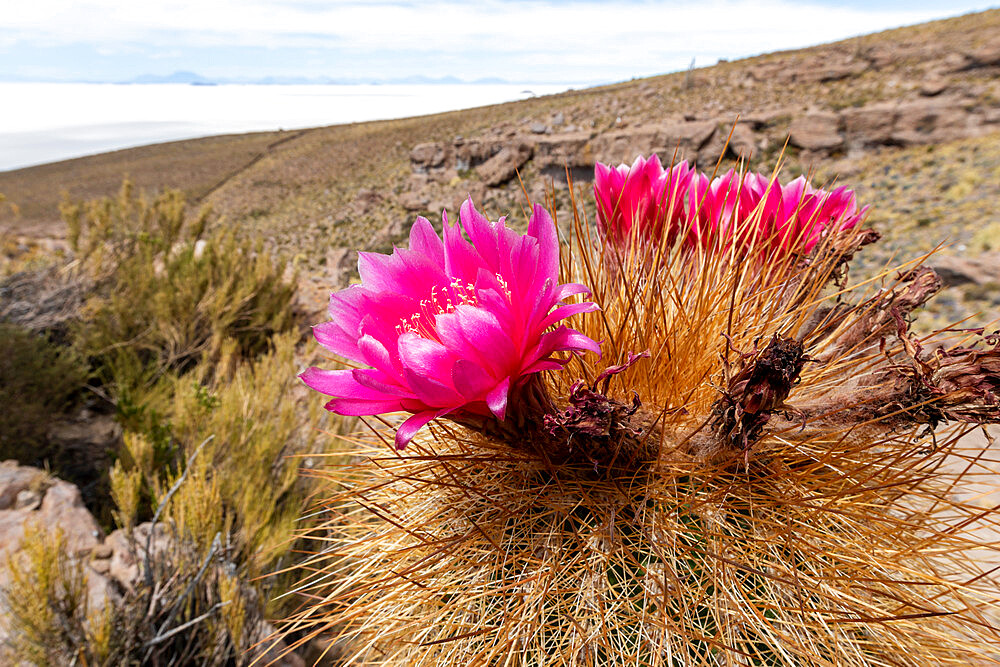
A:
529 122 549 134
13 489 40 511
92 543 113 559
920 78 948 97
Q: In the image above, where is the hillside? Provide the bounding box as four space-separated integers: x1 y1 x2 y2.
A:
1 9 999 327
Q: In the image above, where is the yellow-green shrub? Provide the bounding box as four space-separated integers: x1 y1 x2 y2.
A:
1 525 95 665
64 180 297 395
115 332 344 597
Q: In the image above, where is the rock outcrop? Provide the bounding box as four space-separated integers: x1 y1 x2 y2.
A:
0 462 111 656
407 94 999 190
0 462 303 666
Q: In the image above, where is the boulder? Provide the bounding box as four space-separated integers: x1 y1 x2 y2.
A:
948 40 1000 72
0 461 48 510
920 77 949 97
789 112 843 151
929 253 1000 288
0 465 111 650
842 103 898 147
891 97 975 146
587 121 716 165
697 122 757 165
532 131 594 168
476 142 533 186
409 142 451 172
455 138 505 171
0 265 88 337
795 60 867 84
589 126 665 164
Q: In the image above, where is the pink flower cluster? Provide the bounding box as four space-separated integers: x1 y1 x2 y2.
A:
301 199 600 449
594 155 869 256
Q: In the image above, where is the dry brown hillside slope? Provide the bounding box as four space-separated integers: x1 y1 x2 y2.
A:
1 9 999 328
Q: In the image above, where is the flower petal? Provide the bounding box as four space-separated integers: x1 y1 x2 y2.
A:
486 377 511 420
395 409 448 450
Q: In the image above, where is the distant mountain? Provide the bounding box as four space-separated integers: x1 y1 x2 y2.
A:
129 70 215 85
122 71 512 86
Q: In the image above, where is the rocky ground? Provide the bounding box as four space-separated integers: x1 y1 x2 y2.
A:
0 460 305 666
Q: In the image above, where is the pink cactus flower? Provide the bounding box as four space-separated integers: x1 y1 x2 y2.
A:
594 155 697 247
751 176 868 254
594 156 868 257
301 199 600 449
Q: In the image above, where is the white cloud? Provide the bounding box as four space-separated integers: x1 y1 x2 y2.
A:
2 0 994 81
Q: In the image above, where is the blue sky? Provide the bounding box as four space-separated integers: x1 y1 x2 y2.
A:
2 0 997 84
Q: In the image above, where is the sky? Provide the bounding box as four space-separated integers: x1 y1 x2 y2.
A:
2 0 998 85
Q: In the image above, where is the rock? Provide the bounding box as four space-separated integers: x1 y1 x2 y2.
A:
920 77 948 97
929 253 1000 288
860 45 896 70
697 122 757 164
0 460 49 510
409 142 451 172
742 108 794 130
13 490 40 511
90 557 111 575
789 112 843 151
399 190 430 211
588 121 716 165
658 121 717 155
318 246 354 291
551 112 565 127
44 414 120 509
105 528 139 589
532 131 594 168
796 60 867 83
842 103 898 147
37 481 102 557
476 142 533 187
105 523 173 592
0 265 88 337
0 465 111 649
529 122 549 134
948 40 1000 72
372 218 407 248
891 97 975 146
350 188 383 216
454 138 504 171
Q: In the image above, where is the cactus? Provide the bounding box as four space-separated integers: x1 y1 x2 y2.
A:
286 162 1000 666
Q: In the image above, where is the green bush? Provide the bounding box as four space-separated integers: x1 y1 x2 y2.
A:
64 181 298 395
0 324 89 464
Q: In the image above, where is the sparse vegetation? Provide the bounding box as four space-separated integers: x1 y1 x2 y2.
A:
2 183 345 665
0 323 89 465
65 181 297 396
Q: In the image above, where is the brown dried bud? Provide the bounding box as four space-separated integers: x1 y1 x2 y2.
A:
544 351 652 470
705 335 809 458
